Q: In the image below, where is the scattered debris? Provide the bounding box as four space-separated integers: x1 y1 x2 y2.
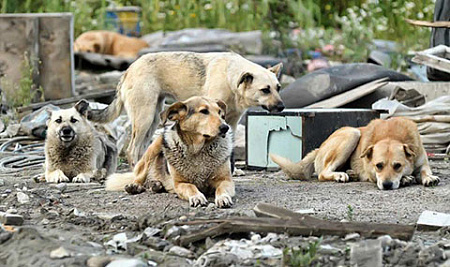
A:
50 246 71 259
16 192 29 204
350 240 382 267
417 210 450 230
0 212 24 226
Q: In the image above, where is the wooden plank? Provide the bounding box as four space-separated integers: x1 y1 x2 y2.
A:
412 45 450 74
406 19 450 28
16 89 116 113
175 203 415 246
304 78 388 108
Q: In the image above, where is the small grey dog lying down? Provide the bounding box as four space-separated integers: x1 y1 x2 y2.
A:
44 100 117 183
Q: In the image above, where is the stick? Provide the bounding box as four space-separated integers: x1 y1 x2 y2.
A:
176 216 415 246
406 19 450 28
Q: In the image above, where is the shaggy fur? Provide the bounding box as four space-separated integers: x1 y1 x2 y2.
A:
105 97 235 208
88 52 284 165
45 100 117 183
74 30 149 58
271 117 440 190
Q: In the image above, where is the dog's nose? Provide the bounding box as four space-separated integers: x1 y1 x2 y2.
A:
219 124 229 134
382 181 393 190
276 102 285 112
61 127 73 135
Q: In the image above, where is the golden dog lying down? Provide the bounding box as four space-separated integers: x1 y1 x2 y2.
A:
271 117 440 190
74 30 149 58
105 96 235 208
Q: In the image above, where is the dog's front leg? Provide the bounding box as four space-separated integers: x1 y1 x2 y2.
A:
211 164 235 208
174 180 207 207
419 162 440 187
45 169 70 183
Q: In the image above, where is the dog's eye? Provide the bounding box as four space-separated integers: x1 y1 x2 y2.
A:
200 109 209 115
376 163 384 170
261 88 271 94
70 117 78 123
276 84 281 92
393 163 402 171
55 118 62 124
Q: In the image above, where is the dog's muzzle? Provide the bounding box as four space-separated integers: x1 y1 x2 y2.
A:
219 124 229 138
262 101 285 113
59 126 75 142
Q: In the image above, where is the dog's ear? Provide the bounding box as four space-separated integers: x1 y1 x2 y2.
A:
216 100 227 116
360 145 374 160
237 72 254 88
74 99 89 117
268 63 283 80
403 144 416 158
93 43 101 53
160 101 187 125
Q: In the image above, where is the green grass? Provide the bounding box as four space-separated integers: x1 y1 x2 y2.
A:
1 53 45 108
283 238 322 267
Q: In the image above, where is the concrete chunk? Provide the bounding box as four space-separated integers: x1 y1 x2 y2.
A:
350 239 382 267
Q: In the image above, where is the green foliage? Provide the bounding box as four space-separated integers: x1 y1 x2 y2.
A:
0 0 436 63
283 238 322 267
347 204 354 221
1 54 45 108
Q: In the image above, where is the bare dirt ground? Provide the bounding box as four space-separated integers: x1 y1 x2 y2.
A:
0 159 449 266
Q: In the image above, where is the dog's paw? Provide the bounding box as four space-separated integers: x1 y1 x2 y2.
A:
72 173 91 183
189 193 208 207
125 183 146 195
401 175 415 186
148 180 164 193
215 194 233 208
333 172 349 183
422 174 440 187
46 170 70 183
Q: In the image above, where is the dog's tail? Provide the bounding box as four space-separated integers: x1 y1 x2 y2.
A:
270 149 318 180
88 73 126 123
105 172 134 191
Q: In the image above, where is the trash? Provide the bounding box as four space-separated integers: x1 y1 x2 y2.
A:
106 258 147 267
141 28 263 55
280 63 413 109
305 78 388 108
50 246 71 259
246 108 378 169
20 104 59 138
344 233 361 241
16 192 29 204
0 212 24 226
417 211 450 230
388 86 425 107
168 246 194 258
412 45 450 76
350 240 382 267
196 239 282 266
105 232 143 252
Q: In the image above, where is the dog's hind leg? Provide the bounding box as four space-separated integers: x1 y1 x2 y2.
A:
127 96 164 166
316 127 361 183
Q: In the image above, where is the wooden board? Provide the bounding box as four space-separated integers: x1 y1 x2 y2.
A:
0 13 74 101
305 78 388 108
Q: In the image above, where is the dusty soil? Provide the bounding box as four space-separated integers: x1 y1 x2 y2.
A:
0 159 449 266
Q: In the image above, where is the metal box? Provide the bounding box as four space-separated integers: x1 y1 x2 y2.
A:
246 108 380 169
